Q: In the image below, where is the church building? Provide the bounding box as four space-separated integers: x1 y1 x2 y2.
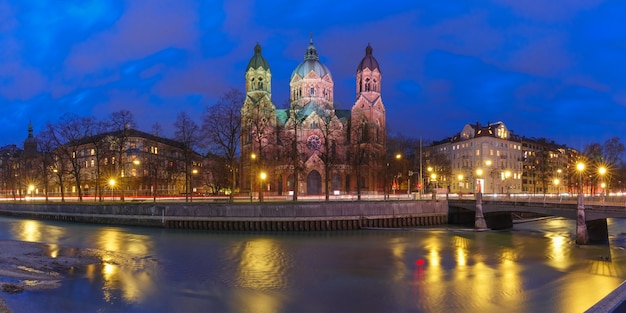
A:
241 38 386 198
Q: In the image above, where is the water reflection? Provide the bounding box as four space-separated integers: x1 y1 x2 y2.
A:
87 227 156 304
227 238 290 313
11 219 66 244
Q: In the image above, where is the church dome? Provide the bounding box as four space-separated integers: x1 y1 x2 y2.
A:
247 43 270 70
292 39 331 78
357 44 380 73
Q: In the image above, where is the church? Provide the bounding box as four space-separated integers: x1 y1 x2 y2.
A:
240 38 387 198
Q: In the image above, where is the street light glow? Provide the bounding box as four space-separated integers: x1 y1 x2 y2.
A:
260 172 267 181
476 169 483 176
599 166 607 175
576 162 585 172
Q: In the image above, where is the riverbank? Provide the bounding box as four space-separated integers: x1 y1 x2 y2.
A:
0 240 103 313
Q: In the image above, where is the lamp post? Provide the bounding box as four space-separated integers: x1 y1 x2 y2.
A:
109 179 116 201
28 185 35 201
504 170 511 198
259 171 267 203
250 153 256 202
576 162 588 244
191 168 198 202
395 154 401 196
474 168 487 229
599 166 607 202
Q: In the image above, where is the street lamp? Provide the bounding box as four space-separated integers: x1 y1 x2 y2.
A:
250 153 256 202
259 171 267 203
476 168 484 193
28 184 35 201
109 179 116 201
458 174 464 197
576 161 588 244
504 170 511 197
599 166 607 198
191 168 198 202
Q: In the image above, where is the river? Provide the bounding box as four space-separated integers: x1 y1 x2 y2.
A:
1 216 626 313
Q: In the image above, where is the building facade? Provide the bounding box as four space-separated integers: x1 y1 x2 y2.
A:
425 121 524 195
240 39 386 197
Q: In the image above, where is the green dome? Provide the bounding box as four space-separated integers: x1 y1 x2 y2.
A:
247 43 270 70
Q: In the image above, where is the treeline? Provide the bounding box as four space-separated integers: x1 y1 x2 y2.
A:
1 88 244 202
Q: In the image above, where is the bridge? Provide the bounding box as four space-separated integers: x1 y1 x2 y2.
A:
448 194 626 244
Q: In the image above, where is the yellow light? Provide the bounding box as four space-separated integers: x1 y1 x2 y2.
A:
260 172 267 181
554 178 560 185
601 182 606 188
485 160 492 166
430 173 437 180
505 171 511 178
109 179 116 187
427 166 433 172
576 162 585 172
133 159 140 165
28 185 35 192
192 169 198 174
458 174 464 181
599 166 607 175
251 153 256 160
395 153 402 160
476 169 483 176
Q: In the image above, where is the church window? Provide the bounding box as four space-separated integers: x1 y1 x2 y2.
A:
310 86 315 96
373 79 378 91
365 78 371 91
258 77 263 90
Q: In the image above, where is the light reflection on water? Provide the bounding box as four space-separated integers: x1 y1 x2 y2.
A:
1 217 626 312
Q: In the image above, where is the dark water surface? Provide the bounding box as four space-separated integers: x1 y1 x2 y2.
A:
1 216 626 313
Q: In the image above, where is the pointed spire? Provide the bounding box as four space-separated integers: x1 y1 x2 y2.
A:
28 119 33 138
304 33 319 61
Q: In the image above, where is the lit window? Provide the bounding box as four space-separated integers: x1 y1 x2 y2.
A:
90 149 95 156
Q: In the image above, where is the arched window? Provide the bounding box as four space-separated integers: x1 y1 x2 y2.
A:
373 79 378 92
258 77 263 90
365 78 371 91
310 86 315 96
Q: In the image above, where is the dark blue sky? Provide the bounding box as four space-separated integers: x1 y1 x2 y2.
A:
1 0 625 151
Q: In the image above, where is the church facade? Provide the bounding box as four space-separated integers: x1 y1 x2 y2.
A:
240 39 386 197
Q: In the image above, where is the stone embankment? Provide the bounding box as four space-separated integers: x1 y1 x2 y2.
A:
0 200 448 231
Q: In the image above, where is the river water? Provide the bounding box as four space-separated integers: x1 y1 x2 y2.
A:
1 216 626 313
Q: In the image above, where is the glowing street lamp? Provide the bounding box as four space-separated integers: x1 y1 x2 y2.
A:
599 166 607 197
576 161 588 244
250 153 256 202
259 171 267 203
109 179 116 200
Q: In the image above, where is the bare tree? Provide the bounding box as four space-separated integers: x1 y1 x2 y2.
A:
107 110 136 201
316 112 344 201
174 111 201 202
46 114 93 202
35 129 61 202
242 94 276 202
280 108 307 201
202 88 243 202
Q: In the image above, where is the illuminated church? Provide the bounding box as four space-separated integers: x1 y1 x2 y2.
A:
241 38 386 197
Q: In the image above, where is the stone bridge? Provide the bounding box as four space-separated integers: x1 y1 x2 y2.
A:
448 195 626 244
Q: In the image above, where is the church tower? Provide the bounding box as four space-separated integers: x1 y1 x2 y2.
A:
351 44 386 192
241 43 277 197
23 121 38 158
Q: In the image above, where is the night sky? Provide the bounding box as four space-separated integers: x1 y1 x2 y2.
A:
1 0 625 152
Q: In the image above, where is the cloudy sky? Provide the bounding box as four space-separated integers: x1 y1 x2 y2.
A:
1 0 625 151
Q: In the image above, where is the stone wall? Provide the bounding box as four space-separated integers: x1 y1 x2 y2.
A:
0 200 449 231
